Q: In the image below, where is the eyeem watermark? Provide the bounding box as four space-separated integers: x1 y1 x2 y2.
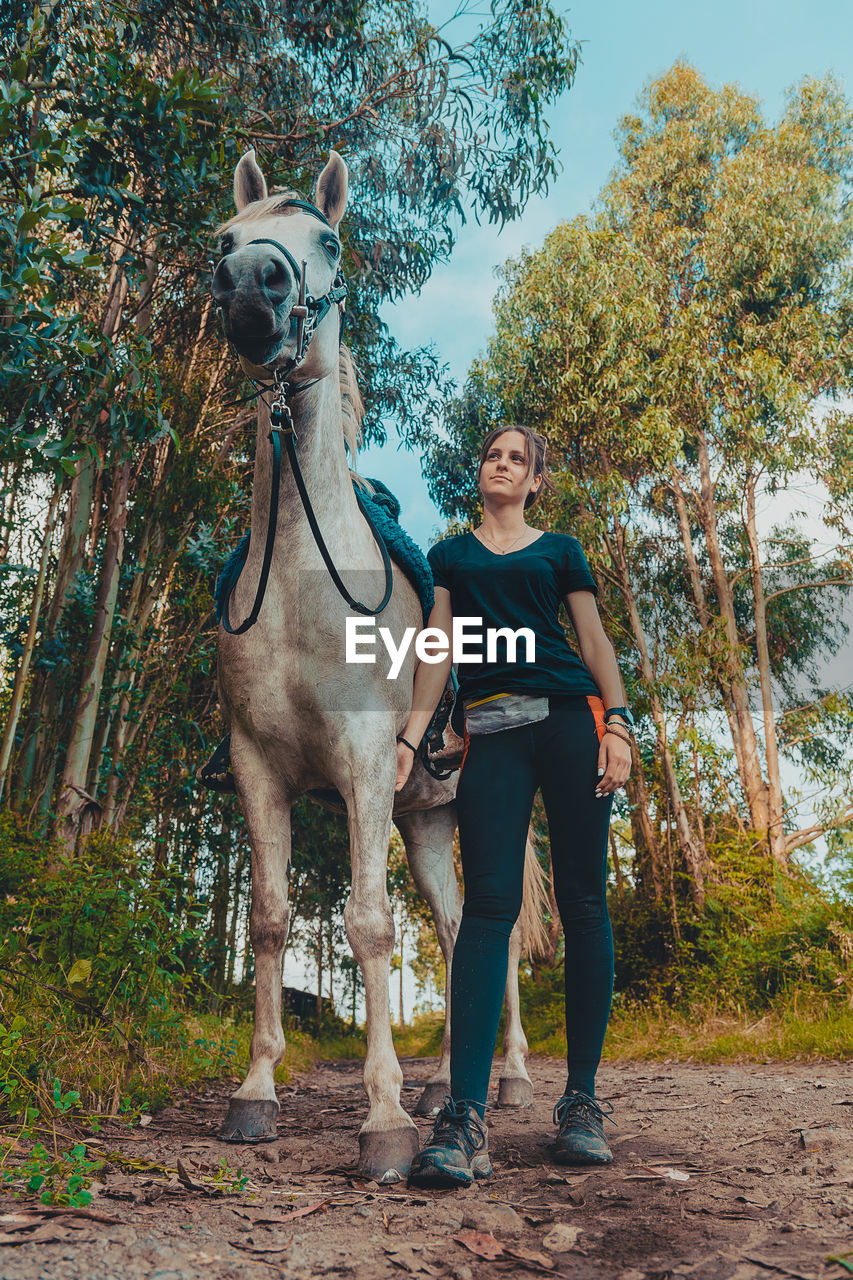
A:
346 616 536 679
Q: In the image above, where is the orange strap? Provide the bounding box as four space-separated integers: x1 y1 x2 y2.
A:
459 727 471 774
586 695 606 744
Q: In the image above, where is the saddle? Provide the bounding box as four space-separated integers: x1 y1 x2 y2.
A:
197 670 466 794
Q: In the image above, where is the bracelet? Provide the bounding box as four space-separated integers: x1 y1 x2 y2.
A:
396 735 418 756
604 725 632 745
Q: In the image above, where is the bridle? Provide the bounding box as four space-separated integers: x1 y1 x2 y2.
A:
213 197 394 634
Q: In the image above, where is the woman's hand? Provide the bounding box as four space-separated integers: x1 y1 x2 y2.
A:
595 731 632 798
395 741 416 792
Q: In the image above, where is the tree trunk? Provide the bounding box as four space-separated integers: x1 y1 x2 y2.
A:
316 921 324 1023
0 484 62 796
398 920 405 1028
607 524 707 907
744 472 787 866
211 815 231 994
694 428 771 835
52 457 131 856
624 754 665 905
107 608 213 829
610 829 626 903
227 842 247 986
669 465 751 815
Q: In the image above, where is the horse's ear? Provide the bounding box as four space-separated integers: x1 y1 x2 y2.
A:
234 150 268 211
314 151 348 228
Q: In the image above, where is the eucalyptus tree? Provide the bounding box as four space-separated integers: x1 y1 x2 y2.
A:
0 0 578 848
603 64 853 866
427 64 853 909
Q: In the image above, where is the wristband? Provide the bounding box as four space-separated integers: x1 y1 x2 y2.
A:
396 735 418 756
604 725 631 745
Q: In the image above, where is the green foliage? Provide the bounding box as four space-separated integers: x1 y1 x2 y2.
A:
1 1141 103 1207
515 855 853 1061
0 823 203 1022
210 1157 249 1195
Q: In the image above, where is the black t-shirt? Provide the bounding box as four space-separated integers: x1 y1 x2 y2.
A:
426 531 601 704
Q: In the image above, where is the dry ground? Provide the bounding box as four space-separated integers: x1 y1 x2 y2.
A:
1 1055 852 1280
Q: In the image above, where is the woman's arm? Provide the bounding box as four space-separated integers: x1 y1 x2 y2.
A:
395 586 453 792
564 589 632 797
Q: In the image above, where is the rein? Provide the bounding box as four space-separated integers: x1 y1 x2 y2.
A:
221 381 396 634
217 200 394 632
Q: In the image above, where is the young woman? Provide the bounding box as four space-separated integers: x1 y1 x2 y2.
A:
394 424 633 1189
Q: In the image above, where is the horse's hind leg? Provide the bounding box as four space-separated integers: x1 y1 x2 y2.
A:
344 768 418 1183
497 919 534 1107
394 804 461 1116
220 749 291 1142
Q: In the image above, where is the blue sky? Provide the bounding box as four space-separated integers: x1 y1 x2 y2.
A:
358 0 853 550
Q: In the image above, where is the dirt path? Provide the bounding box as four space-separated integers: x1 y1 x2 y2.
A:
2 1055 852 1280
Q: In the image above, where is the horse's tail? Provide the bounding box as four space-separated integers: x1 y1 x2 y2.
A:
519 824 549 959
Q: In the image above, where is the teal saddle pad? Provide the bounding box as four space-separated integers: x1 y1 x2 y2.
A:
214 476 434 625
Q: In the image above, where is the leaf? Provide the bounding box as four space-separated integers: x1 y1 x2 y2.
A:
231 1236 293 1256
175 1159 203 1191
384 1243 440 1274
67 958 92 989
0 1213 42 1232
505 1244 556 1269
453 1230 505 1261
272 1198 332 1222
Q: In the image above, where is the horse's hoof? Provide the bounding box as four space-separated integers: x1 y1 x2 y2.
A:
218 1099 279 1142
414 1082 450 1117
497 1076 534 1108
358 1126 420 1183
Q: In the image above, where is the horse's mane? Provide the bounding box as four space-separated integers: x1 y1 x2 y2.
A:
218 191 372 496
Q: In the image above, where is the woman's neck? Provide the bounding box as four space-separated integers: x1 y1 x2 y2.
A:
479 505 531 538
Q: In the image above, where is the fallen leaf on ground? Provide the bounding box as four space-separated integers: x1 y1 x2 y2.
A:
453 1230 505 1260
743 1257 819 1280
230 1235 293 1255
0 1207 119 1227
272 1197 333 1222
625 1165 690 1182
543 1171 594 1185
541 1224 582 1252
384 1243 441 1274
0 1223 75 1246
0 1215 41 1232
176 1159 204 1191
505 1244 556 1269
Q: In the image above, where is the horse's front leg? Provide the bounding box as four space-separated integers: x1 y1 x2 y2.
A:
344 757 418 1182
219 742 291 1142
395 804 462 1116
497 918 535 1107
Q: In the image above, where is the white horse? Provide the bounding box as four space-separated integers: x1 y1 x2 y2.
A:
209 149 543 1182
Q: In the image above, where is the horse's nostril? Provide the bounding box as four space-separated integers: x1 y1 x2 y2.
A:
260 255 292 305
211 258 235 302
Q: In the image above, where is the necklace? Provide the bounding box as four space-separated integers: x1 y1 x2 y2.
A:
475 526 535 555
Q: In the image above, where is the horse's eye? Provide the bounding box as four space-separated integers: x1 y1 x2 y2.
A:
220 233 234 255
322 235 341 259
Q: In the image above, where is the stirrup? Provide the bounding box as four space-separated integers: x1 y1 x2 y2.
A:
197 733 236 793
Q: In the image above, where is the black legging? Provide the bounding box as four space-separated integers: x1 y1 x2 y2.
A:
450 694 615 1115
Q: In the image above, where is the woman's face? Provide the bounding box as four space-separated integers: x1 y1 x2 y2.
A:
479 431 542 508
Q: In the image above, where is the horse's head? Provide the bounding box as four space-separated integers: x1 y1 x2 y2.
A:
211 150 348 381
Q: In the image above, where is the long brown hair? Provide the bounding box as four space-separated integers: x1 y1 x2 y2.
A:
477 424 555 510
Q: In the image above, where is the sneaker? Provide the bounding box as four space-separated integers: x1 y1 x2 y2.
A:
553 1090 615 1165
407 1097 492 1188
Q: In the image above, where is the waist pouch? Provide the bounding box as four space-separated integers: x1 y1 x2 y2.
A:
464 692 549 736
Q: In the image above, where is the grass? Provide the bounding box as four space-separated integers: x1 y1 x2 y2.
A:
601 993 853 1062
